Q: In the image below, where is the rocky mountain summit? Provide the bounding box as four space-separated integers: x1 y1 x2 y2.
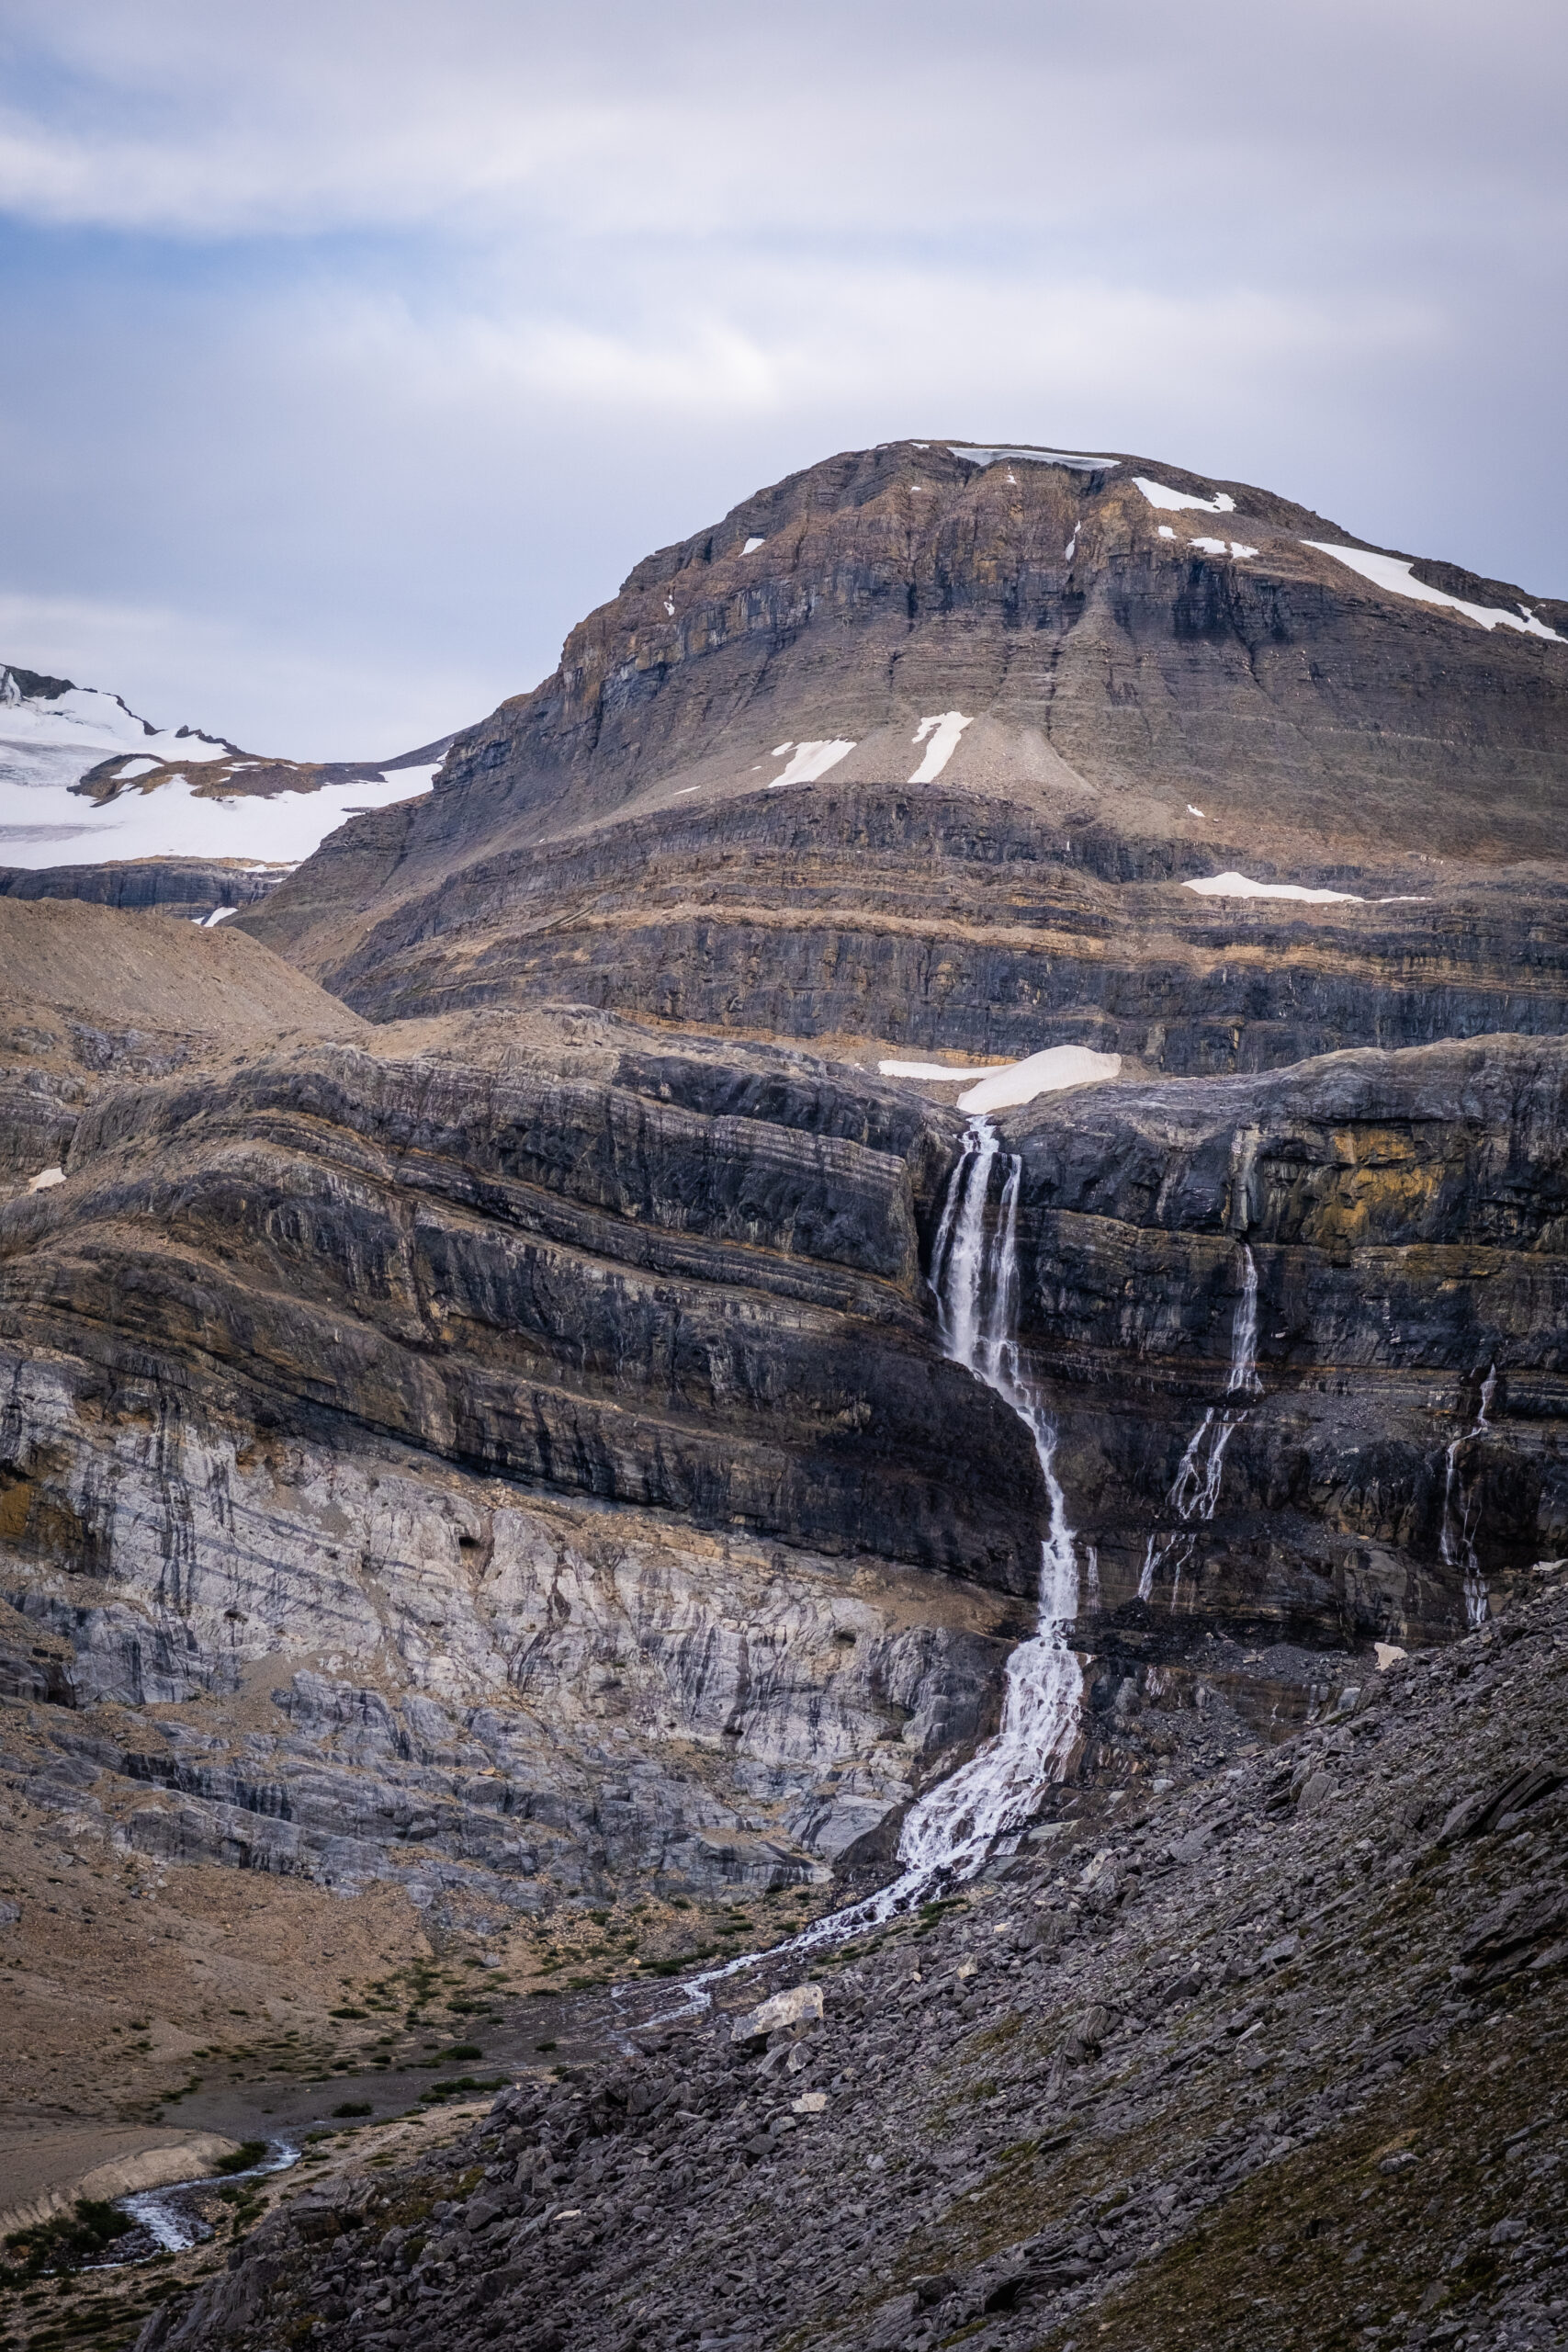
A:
0 438 1564 2346
241 440 1568 1069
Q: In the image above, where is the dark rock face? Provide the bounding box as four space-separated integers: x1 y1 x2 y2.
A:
239 440 1568 1069
3 1017 1034 1586
137 1571 1568 2352
1004 1033 1568 1665
0 859 287 921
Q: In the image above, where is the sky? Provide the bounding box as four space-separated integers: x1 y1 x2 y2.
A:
1 0 1564 759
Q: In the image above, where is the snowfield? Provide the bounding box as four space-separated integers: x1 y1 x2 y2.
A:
1303 544 1565 642
0 666 440 868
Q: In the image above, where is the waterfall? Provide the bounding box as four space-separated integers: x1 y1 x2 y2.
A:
736 1114 1084 1958
1440 1365 1497 1629
1138 1241 1259 1608
1228 1243 1262 1396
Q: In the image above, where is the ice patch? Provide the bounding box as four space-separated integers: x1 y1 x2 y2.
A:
1135 477 1236 514
908 710 973 783
768 740 855 786
878 1059 1013 1081
1184 871 1363 904
742 537 765 554
957 1045 1122 1113
28 1167 65 1192
1303 543 1565 642
951 446 1119 472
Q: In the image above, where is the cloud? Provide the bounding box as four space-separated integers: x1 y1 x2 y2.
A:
0 0 1562 755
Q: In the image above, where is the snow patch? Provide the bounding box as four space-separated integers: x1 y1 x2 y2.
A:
664 597 675 616
742 537 765 554
951 446 1119 472
1187 804 1206 817
28 1167 65 1192
908 711 973 784
956 1045 1122 1113
1190 536 1229 555
768 740 855 787
1157 525 1177 539
878 1059 1013 1081
1303 543 1565 641
1230 541 1258 560
1135 477 1236 514
1185 870 1363 904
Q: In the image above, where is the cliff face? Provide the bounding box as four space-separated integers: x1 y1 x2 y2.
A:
238 440 1568 1070
4 967 1563 1912
999 1035 1568 1690
0 1001 1051 1908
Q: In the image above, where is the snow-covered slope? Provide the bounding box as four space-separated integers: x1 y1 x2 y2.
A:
0 663 447 870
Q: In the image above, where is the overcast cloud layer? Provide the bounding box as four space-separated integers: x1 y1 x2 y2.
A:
1 0 1564 756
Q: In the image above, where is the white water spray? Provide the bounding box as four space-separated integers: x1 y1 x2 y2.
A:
1440 1365 1497 1629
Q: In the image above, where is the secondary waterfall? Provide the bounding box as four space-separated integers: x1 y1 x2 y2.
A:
1138 1242 1260 1607
1440 1365 1497 1629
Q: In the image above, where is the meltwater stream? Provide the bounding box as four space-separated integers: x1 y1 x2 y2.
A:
651 1116 1084 2012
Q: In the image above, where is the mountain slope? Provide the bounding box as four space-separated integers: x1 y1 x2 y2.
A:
237 440 1568 1068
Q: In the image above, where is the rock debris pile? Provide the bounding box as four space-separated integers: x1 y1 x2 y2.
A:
143 1571 1568 2352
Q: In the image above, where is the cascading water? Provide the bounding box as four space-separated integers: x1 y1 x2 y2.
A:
657 1116 1085 2002
1440 1365 1497 1629
1137 1242 1260 1608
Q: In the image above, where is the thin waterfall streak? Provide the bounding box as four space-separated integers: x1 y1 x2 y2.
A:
1441 1363 1497 1628
1142 1236 1262 1603
1228 1244 1262 1396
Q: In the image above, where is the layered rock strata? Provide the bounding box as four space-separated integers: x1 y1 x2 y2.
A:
240 440 1568 1070
1000 1032 1568 1678
0 988 1044 1905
